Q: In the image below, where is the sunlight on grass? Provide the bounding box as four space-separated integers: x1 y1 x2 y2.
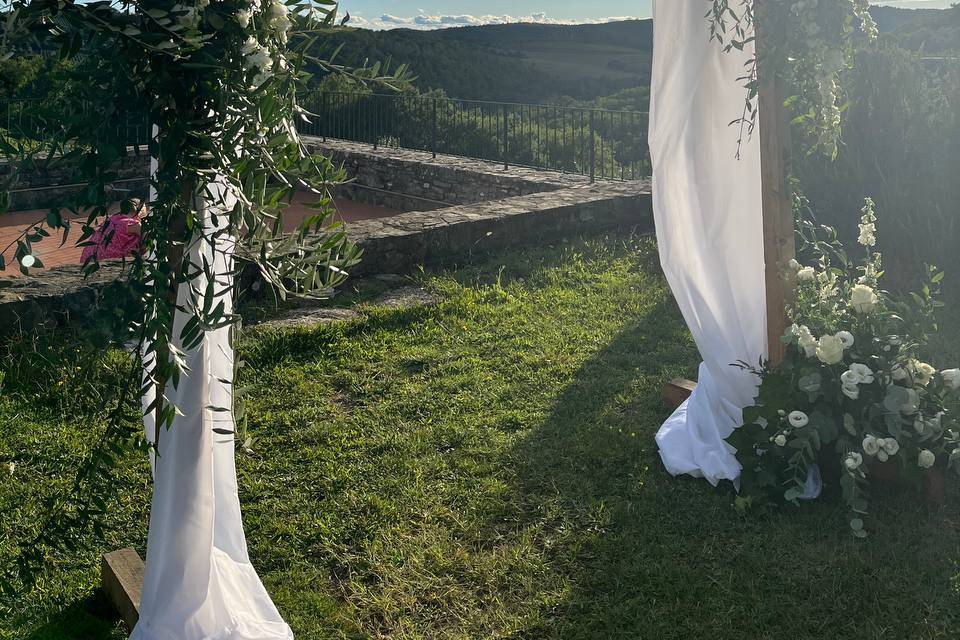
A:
1 234 958 639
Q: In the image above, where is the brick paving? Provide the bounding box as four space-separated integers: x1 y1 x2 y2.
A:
0 195 400 274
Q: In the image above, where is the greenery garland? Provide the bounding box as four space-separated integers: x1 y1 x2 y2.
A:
709 0 877 158
0 0 408 590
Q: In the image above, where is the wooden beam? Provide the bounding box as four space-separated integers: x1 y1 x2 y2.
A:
102 547 144 631
663 378 696 409
756 0 797 368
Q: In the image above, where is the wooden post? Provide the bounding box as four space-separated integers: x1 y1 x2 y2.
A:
756 0 796 368
102 547 145 631
663 378 696 408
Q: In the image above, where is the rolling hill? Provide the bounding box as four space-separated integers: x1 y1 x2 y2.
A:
309 6 955 104
309 20 653 103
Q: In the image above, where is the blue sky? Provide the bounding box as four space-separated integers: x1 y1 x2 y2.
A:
338 1 953 30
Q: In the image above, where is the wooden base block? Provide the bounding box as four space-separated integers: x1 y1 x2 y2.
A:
662 378 696 409
102 547 144 631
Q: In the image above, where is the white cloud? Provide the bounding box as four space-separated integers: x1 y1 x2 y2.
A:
871 0 957 7
379 14 414 25
345 12 642 31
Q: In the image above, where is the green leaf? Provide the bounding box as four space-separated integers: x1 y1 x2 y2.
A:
207 12 226 29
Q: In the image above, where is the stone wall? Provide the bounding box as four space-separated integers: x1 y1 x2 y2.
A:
346 181 651 276
5 138 603 213
1 152 151 212
305 138 594 212
0 140 652 329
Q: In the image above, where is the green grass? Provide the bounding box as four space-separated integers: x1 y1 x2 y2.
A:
1 233 959 639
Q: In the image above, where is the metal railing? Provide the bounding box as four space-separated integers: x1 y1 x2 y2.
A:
2 93 650 181
298 92 650 182
1 97 151 149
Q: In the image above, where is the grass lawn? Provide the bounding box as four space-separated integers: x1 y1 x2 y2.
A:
1 233 959 639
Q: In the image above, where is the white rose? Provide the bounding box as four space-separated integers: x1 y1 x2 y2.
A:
918 449 936 469
845 452 863 470
849 363 875 384
241 35 260 55
816 335 845 365
850 284 878 314
249 48 272 71
774 434 787 447
273 11 291 34
877 449 889 462
841 370 862 386
842 383 861 400
797 326 818 358
881 438 900 456
788 259 801 271
913 361 936 387
836 331 855 349
941 368 960 390
236 8 252 27
862 435 880 456
797 267 816 282
788 411 810 428
267 0 288 19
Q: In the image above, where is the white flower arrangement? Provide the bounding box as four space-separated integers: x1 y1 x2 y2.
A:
728 199 958 536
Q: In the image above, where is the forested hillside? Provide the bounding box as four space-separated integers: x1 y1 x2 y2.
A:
306 20 653 103
303 7 955 104
3 7 954 104
881 4 960 53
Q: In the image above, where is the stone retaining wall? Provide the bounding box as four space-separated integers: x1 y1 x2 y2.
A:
0 140 652 329
1 153 151 212
346 182 650 276
4 138 598 213
305 138 594 212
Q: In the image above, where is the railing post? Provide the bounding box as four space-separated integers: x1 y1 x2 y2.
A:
431 98 438 159
373 95 378 151
589 110 596 183
502 103 509 170
321 92 327 142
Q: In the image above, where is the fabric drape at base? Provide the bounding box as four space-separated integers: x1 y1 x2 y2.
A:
649 0 768 486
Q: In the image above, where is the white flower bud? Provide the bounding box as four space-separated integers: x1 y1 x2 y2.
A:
788 411 810 428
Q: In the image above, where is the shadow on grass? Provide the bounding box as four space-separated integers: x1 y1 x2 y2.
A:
508 304 960 639
23 592 125 640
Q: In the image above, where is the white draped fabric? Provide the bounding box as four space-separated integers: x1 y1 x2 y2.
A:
649 0 768 486
132 181 293 640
